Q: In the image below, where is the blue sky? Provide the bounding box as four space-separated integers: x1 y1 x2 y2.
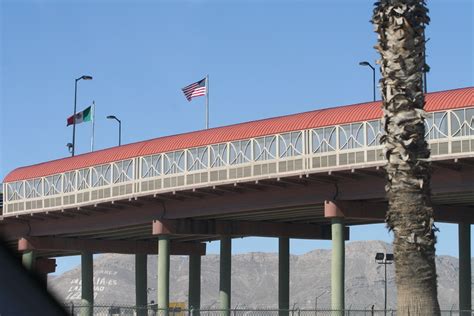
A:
1 0 472 274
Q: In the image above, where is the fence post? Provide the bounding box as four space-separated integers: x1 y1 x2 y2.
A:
371 305 374 316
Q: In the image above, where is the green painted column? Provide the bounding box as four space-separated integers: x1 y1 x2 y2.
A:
331 218 345 314
278 237 290 316
219 236 232 316
188 254 201 313
81 251 94 316
22 250 36 271
158 236 170 316
458 223 471 314
136 254 148 316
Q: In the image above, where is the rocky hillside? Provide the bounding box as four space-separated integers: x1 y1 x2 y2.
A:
48 240 471 310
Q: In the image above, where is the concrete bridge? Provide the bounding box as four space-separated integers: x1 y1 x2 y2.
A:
1 87 473 315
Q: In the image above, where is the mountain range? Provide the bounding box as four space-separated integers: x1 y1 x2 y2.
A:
48 240 472 310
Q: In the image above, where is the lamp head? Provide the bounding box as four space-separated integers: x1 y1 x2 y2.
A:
375 252 385 261
81 75 93 80
66 143 74 153
385 253 394 261
359 61 370 66
107 115 116 120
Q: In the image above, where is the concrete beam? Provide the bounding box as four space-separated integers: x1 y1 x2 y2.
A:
2 167 470 241
0 183 338 239
324 200 474 224
435 206 474 224
36 258 56 274
18 236 205 256
324 200 386 220
153 219 343 240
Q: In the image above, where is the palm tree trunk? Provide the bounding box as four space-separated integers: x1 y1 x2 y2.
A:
372 1 440 315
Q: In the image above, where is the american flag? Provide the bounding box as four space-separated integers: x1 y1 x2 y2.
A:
182 77 207 101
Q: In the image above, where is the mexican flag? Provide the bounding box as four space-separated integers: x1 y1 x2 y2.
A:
67 106 92 126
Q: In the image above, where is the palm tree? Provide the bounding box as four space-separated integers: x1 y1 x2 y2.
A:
372 1 440 315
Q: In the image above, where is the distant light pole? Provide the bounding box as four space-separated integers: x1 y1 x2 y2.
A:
106 115 122 146
314 291 326 315
291 302 298 312
375 252 394 316
422 29 430 94
208 301 217 309
72 75 93 156
359 61 376 101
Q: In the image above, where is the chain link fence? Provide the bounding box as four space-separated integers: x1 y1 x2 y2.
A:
63 305 474 316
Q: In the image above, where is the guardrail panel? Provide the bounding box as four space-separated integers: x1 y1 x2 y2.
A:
2 107 473 216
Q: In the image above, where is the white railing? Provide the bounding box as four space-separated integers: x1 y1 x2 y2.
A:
3 107 473 216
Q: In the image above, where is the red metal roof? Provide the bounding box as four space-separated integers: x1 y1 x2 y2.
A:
4 87 473 183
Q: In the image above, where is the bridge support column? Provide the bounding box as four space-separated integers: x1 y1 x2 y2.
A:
219 236 232 316
188 254 201 313
278 237 290 316
459 222 471 314
81 251 94 316
331 218 345 314
136 254 148 316
22 250 36 271
158 236 170 316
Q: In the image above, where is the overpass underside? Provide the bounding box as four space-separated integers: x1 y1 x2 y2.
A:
1 157 473 315
2 157 473 251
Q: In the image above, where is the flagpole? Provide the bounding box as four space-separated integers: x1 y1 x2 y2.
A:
90 101 96 152
206 74 209 129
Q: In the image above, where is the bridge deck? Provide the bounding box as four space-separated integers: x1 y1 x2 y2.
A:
2 102 473 218
1 157 473 258
1 88 473 258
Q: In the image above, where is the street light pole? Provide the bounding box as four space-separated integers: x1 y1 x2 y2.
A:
372 65 376 101
375 253 393 316
72 79 78 156
314 291 326 316
359 61 376 102
107 115 122 146
422 28 429 94
384 260 387 314
72 75 93 157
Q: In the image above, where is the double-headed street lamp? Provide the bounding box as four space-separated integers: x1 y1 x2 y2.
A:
72 75 93 156
359 61 376 102
375 252 394 315
107 115 122 146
